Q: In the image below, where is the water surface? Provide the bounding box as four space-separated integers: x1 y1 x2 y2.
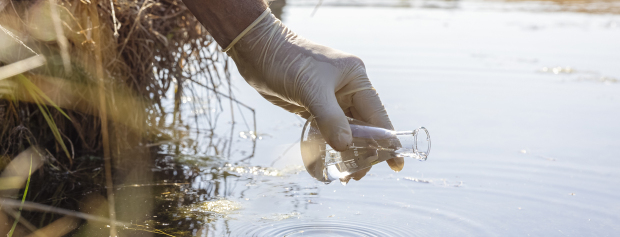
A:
128 1 620 236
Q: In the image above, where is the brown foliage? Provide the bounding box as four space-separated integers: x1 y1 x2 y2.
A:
0 0 230 159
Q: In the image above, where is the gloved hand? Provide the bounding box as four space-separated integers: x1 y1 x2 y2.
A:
226 9 404 173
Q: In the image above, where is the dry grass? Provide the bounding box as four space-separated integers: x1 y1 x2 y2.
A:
0 0 252 235
0 0 237 156
497 0 620 14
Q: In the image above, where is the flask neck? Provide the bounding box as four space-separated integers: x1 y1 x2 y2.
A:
391 128 430 160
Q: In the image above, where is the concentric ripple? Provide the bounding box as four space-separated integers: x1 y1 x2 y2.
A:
230 219 415 237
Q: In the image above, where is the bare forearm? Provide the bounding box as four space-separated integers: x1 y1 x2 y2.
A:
182 0 268 48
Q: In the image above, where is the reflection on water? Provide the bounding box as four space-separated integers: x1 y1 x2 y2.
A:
181 199 241 219
222 2 618 236
286 0 620 13
501 0 620 14
114 152 307 236
538 66 619 84
2 0 619 236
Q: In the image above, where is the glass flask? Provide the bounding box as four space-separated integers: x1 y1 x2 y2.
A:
300 116 431 184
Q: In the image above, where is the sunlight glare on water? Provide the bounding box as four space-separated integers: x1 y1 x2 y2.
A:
183 199 242 217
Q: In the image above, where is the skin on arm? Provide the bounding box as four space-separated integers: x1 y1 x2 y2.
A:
181 0 268 48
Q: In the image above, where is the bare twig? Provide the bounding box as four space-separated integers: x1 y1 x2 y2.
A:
115 0 152 59
186 77 255 114
109 0 120 39
0 24 37 55
311 0 323 16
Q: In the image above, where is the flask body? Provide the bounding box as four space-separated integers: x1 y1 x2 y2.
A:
300 117 430 184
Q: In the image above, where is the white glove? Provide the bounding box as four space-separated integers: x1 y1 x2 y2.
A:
226 9 404 172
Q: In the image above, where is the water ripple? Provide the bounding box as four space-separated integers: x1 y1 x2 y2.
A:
230 219 414 237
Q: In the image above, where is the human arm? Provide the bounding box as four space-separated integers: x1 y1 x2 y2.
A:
182 0 268 49
181 0 405 175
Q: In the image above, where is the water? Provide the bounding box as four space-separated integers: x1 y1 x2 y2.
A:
219 1 620 236
39 1 617 236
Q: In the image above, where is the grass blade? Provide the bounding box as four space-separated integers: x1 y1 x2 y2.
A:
15 74 72 160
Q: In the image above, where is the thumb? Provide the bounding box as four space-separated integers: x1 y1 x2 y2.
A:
307 93 352 152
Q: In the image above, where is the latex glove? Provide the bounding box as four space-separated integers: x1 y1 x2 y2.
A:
226 9 404 172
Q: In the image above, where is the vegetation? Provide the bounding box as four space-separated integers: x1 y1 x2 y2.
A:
0 0 252 235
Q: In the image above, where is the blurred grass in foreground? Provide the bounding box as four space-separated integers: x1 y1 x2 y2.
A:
0 0 256 236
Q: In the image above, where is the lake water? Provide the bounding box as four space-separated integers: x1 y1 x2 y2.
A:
147 1 620 236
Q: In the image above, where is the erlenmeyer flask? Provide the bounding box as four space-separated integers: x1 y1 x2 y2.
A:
300 116 430 184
